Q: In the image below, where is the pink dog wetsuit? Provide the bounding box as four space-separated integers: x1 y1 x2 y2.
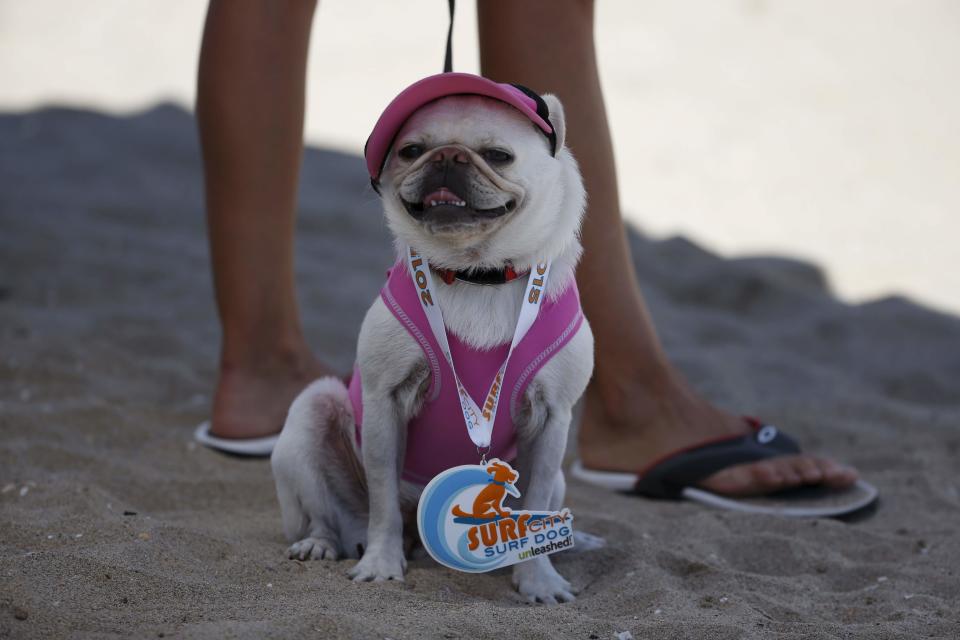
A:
349 262 584 485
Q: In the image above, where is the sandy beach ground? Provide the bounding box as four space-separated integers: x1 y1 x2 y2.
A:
2 104 959 639
2 1 960 638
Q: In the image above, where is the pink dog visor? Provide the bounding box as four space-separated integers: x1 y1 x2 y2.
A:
365 72 556 185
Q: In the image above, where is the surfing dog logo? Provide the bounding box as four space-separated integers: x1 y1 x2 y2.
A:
451 460 519 519
416 459 574 573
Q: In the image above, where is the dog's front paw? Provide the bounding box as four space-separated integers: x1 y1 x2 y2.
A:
287 537 340 561
348 545 407 582
513 558 577 604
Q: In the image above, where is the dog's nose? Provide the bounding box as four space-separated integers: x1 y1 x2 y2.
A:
430 146 469 166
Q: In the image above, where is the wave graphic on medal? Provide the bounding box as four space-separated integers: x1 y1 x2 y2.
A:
417 459 575 573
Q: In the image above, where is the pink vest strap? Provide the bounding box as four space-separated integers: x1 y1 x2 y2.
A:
350 262 584 484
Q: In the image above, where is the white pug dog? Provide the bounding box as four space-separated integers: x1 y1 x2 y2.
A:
271 83 593 604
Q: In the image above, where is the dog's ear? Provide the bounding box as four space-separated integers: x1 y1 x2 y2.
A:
541 93 567 152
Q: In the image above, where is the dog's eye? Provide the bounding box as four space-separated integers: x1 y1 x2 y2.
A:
482 149 513 165
398 144 425 160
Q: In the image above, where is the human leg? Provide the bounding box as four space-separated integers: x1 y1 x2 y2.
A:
477 0 857 495
197 0 331 439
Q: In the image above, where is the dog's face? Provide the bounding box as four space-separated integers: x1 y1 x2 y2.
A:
378 94 584 270
487 462 519 484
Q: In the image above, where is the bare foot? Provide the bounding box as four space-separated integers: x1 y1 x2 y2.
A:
578 372 859 497
210 344 334 439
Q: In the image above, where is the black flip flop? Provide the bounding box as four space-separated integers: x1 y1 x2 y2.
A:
571 418 878 517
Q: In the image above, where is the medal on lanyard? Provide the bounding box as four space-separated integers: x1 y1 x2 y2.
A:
408 247 575 572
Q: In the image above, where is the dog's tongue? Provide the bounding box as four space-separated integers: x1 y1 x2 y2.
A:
422 188 465 207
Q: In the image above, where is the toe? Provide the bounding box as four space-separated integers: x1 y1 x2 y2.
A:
795 456 824 484
310 544 333 561
751 460 789 492
701 463 758 496
701 453 860 496
818 458 859 488
783 454 839 487
702 458 795 497
776 457 804 487
289 538 340 561
287 541 310 561
717 459 787 496
347 567 369 581
556 589 577 603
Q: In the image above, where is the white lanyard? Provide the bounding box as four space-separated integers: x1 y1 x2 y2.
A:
406 247 551 456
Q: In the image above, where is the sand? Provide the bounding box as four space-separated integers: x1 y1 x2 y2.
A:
1 105 959 639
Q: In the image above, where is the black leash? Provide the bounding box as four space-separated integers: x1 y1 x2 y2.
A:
443 0 455 73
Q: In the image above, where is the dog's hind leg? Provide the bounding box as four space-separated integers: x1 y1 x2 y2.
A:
271 377 368 561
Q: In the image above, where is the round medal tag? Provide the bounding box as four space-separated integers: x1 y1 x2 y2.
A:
416 459 575 573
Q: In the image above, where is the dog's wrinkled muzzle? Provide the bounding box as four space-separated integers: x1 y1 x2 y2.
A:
401 146 516 225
